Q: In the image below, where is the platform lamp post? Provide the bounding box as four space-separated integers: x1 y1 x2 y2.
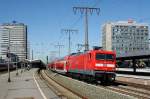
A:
15 52 18 76
4 27 14 82
13 42 19 76
148 39 150 67
46 56 48 70
21 62 23 73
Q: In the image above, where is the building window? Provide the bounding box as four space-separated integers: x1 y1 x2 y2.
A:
141 37 143 39
145 33 148 35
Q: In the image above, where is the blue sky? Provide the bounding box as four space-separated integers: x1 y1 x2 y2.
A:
0 0 150 61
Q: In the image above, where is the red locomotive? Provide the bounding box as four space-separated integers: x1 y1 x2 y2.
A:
48 48 116 82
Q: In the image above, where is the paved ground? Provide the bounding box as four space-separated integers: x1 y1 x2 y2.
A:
0 68 59 99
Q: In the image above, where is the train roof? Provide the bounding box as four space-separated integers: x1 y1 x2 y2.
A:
68 49 115 56
89 49 116 54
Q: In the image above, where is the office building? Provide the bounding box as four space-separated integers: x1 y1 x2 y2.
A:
0 22 28 61
102 20 149 56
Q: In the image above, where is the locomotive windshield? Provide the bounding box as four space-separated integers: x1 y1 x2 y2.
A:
96 54 114 60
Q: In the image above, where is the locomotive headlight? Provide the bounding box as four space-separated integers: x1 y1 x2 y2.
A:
95 64 103 67
107 64 115 67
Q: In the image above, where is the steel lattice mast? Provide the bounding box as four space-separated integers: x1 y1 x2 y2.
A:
73 7 100 51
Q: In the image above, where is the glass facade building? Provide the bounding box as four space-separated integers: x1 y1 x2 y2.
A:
0 22 28 61
102 21 149 57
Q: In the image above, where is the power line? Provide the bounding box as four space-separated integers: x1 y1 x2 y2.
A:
92 0 101 7
70 14 83 28
73 7 100 51
55 42 64 57
61 29 78 55
70 0 101 28
49 51 57 61
58 1 100 44
76 43 85 52
56 2 101 54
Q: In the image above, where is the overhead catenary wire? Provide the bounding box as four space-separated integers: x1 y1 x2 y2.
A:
55 42 64 57
61 29 78 55
73 7 100 51
92 0 101 7
57 0 101 54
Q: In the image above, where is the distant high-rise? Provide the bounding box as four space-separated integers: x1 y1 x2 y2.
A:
102 20 149 56
0 22 28 61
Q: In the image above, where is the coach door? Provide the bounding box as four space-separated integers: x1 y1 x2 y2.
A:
63 61 67 72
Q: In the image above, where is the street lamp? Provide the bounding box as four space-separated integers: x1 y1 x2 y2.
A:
4 27 14 82
13 42 19 76
15 54 18 76
21 62 23 73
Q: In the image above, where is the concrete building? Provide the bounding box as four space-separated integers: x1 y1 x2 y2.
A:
0 22 28 61
102 20 149 56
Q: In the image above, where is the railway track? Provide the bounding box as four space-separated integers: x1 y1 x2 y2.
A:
99 81 150 99
40 70 137 99
39 69 84 99
43 71 150 99
40 69 150 99
106 85 150 99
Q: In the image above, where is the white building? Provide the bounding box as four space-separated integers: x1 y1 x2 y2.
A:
0 22 28 61
102 20 149 56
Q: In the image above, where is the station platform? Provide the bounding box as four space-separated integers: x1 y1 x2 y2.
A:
116 74 150 80
116 68 150 76
0 68 59 99
116 73 150 87
116 68 150 73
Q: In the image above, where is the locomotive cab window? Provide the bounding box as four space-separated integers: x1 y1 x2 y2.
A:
96 54 114 60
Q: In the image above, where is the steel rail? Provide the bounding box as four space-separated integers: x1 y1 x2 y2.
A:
40 70 87 99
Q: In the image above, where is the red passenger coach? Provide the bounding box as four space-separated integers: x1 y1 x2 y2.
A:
48 56 69 74
48 49 116 82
